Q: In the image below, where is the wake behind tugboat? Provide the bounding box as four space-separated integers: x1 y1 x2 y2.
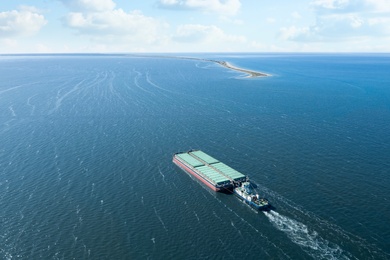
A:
263 210 350 259
172 149 354 259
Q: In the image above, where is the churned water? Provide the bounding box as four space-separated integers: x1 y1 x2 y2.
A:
0 53 389 259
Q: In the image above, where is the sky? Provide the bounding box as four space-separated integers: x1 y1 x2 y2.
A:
1 0 390 53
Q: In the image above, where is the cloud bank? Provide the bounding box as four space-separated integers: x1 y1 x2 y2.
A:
174 24 245 45
58 0 116 12
61 0 167 47
0 6 47 38
158 0 241 15
280 0 390 42
59 0 246 51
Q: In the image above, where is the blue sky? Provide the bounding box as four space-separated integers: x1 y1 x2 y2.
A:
1 0 390 53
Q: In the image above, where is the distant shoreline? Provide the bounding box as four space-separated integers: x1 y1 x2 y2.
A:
175 56 269 78
207 60 269 78
127 54 270 78
2 53 271 78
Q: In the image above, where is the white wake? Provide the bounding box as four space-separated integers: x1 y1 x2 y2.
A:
264 210 350 260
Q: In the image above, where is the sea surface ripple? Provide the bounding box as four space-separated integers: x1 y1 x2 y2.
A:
0 54 389 259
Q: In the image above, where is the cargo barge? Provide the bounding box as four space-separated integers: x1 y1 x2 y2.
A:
173 150 247 192
173 150 270 211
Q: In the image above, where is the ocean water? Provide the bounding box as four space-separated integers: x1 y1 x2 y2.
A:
0 53 389 259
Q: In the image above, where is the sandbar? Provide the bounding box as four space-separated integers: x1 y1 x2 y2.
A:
128 54 270 78
208 60 269 78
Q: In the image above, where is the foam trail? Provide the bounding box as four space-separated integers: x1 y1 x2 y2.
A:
50 79 86 113
158 166 167 184
8 106 16 117
154 207 168 232
193 211 200 223
264 210 350 260
0 81 39 95
27 94 37 115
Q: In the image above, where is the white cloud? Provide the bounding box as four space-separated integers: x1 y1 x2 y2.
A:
35 43 52 53
18 5 43 13
174 24 245 43
368 17 390 29
311 0 390 14
1 38 18 48
282 0 390 42
291 12 302 19
171 24 246 51
279 26 316 41
64 9 167 45
0 7 47 38
311 0 351 10
279 13 371 41
59 0 170 49
60 0 167 49
250 41 266 50
365 0 390 13
160 0 180 4
158 0 241 15
266 17 276 24
349 14 364 28
59 0 116 12
61 0 245 51
219 16 244 25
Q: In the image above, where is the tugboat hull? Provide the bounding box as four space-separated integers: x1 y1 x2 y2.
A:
233 181 270 211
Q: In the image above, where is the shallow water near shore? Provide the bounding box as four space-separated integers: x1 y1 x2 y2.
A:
1 53 389 259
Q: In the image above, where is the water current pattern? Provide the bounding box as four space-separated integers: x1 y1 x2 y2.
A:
0 54 389 259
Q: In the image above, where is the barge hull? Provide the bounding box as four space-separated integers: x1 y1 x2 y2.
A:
173 156 220 191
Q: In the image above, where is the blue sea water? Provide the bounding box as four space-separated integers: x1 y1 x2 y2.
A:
0 53 389 259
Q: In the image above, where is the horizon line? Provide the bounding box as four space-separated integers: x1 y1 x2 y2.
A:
1 51 390 56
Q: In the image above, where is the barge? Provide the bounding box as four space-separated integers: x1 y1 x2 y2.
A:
173 150 270 211
173 150 247 192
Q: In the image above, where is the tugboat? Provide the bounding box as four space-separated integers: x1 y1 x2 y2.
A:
234 181 269 211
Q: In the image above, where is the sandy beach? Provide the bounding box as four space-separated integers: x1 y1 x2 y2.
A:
209 60 269 78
